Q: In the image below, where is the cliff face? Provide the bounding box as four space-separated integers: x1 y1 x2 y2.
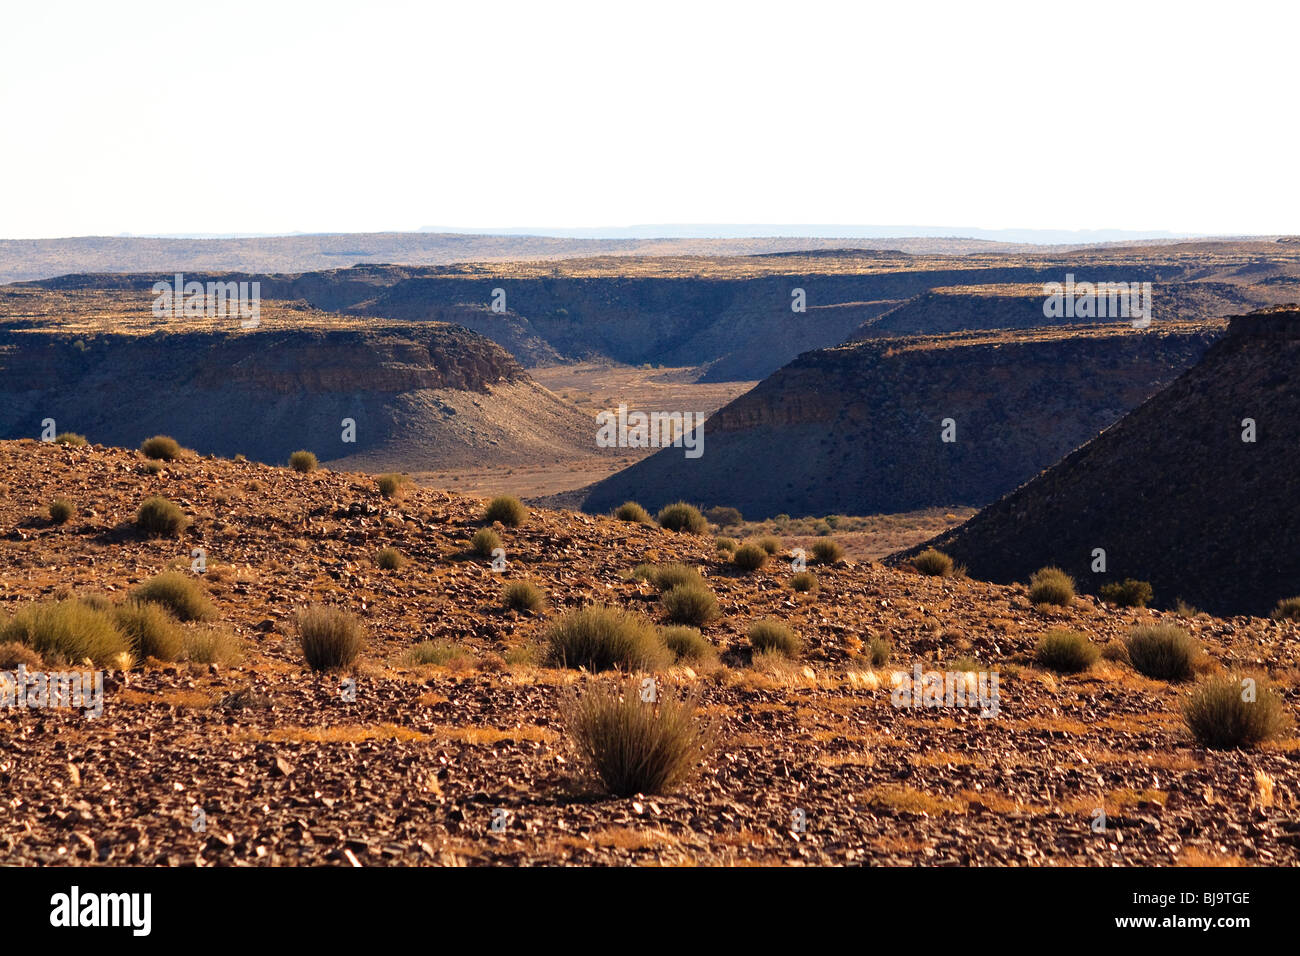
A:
0 323 593 469
896 308 1300 616
580 323 1222 519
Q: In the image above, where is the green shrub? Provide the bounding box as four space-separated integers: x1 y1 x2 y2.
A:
376 473 406 498
614 501 652 524
376 546 406 571
54 432 87 447
869 636 892 667
405 639 471 667
140 435 183 461
790 571 818 594
48 498 75 525
656 501 707 534
130 571 215 622
297 605 364 672
483 495 527 527
733 543 768 572
113 600 183 662
1126 624 1200 682
1035 630 1099 673
811 539 844 564
183 626 243 665
544 605 670 672
704 505 743 528
0 599 130 666
135 496 190 537
660 583 720 627
1271 596 1300 621
1183 675 1291 749
288 450 318 473
913 548 954 577
660 626 716 663
564 680 715 796
1029 566 1075 607
1099 579 1154 608
502 581 546 613
714 537 738 553
471 527 503 559
749 619 801 658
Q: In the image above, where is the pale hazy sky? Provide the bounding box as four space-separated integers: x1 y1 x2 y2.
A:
1 0 1295 239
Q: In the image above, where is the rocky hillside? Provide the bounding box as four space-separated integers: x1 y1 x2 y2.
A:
579 323 1223 520
898 308 1300 616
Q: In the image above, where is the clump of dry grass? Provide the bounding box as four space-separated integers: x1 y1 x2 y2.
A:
1035 630 1099 673
297 605 364 672
1183 675 1291 749
748 618 801 658
732 543 768 572
660 582 719 627
471 527 502 559
614 501 652 524
113 599 183 662
289 450 318 473
135 496 190 538
130 571 215 622
140 435 184 461
483 495 528 527
1100 578 1154 608
660 625 716 664
789 571 818 593
502 581 546 613
545 605 670 672
1272 596 1300 621
1029 566 1075 606
376 473 406 498
656 501 707 534
376 546 406 571
563 679 715 796
183 626 243 665
913 548 954 577
0 598 129 666
811 539 843 564
1126 624 1200 682
406 639 472 668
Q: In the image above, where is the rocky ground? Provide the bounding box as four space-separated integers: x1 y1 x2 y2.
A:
1 439 1297 866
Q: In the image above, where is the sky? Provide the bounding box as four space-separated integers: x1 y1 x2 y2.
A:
1 0 1296 239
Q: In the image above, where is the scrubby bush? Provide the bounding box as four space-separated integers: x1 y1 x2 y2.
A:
376 546 406 571
136 496 190 538
54 433 87 447
913 548 954 577
733 543 768 572
140 435 183 461
405 640 472 667
638 563 703 591
1183 675 1291 749
0 598 129 666
130 571 215 622
1035 630 1099 673
1100 578 1154 608
0 641 43 670
660 625 716 663
661 583 720 627
288 450 318 473
483 495 527 527
376 473 406 498
471 527 502 559
48 498 75 525
1029 566 1075 606
1272 596 1300 621
704 505 743 528
545 605 670 672
614 501 652 524
756 536 781 556
811 539 844 564
183 626 243 666
502 581 546 613
1126 624 1200 682
297 605 364 672
656 501 707 534
113 600 183 662
748 619 801 658
790 571 818 593
1101 640 1130 664
869 636 892 667
564 680 715 796
714 537 738 553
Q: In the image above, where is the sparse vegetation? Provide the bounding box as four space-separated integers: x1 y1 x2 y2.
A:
1035 630 1099 673
405 639 472 668
502 581 545 613
790 571 818 593
289 450 318 473
660 583 720 627
183 626 243 666
130 571 215 622
869 636 892 667
1272 596 1300 621
636 562 703 591
140 435 183 461
471 527 503 559
0 641 43 670
748 618 801 658
704 505 743 528
811 539 843 564
614 501 652 524
545 605 670 672
376 546 406 571
732 543 768 572
1126 624 1200 682
54 432 87 447
48 497 74 525
297 605 364 672
913 548 954 577
1100 578 1154 608
1183 675 1291 749
376 473 406 498
714 537 738 553
0 598 129 667
135 496 190 537
1029 566 1075 607
113 600 183 662
660 626 715 663
656 501 707 534
755 536 781 556
483 495 527 527
564 680 715 796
